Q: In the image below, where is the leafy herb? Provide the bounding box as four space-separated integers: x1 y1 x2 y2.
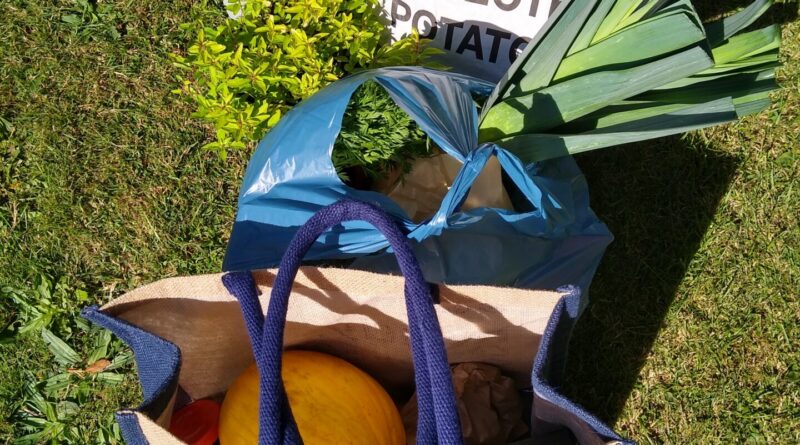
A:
333 81 430 184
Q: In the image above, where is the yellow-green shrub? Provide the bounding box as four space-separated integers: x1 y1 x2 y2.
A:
174 0 438 157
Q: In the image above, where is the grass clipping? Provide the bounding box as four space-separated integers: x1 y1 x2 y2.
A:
478 0 782 162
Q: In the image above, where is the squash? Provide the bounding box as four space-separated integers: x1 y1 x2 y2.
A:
219 350 405 445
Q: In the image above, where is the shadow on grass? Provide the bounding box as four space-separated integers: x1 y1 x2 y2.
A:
560 0 795 426
562 135 740 423
694 0 799 26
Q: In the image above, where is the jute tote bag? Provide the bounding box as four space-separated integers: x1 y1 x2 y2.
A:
83 200 631 445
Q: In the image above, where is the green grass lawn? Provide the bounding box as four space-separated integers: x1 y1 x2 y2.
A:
1 0 798 443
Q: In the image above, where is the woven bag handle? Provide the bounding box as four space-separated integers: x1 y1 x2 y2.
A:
223 199 462 445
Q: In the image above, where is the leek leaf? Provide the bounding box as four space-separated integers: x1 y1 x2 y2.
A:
480 46 713 140
705 0 774 46
554 10 705 81
481 0 575 115
507 0 598 97
495 99 738 163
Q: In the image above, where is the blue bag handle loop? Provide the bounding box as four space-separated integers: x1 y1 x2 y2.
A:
222 199 463 445
416 143 545 236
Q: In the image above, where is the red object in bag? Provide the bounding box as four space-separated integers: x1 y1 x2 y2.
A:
169 399 220 445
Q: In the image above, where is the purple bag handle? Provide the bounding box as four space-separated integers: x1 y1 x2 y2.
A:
222 199 463 445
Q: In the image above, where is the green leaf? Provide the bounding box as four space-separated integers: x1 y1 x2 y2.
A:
41 328 80 366
510 0 598 95
479 46 713 140
226 77 251 89
105 352 134 371
96 372 124 386
614 0 672 30
87 329 112 364
481 0 583 114
495 98 737 162
553 9 705 81
593 0 642 43
567 0 617 56
695 52 780 77
56 401 79 419
558 99 710 132
643 0 702 29
654 51 781 90
61 14 81 26
44 373 73 396
711 25 781 65
734 97 772 116
266 110 281 127
636 69 778 117
74 289 89 303
705 0 774 47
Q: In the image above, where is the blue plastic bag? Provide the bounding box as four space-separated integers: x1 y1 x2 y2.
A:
224 67 612 299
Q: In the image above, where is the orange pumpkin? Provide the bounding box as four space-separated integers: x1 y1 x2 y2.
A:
219 350 405 445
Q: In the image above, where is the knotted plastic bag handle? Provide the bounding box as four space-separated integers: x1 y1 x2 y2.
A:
222 199 463 445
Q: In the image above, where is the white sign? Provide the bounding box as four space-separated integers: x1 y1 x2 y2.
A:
381 0 562 81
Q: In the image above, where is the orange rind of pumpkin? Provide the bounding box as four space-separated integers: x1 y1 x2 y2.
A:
219 350 406 445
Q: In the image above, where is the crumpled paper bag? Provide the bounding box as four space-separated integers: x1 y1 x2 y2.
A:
376 153 514 223
401 363 528 445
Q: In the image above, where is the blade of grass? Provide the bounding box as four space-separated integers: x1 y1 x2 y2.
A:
41 329 80 366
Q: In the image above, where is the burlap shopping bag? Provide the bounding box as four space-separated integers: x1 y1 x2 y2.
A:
83 200 631 444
